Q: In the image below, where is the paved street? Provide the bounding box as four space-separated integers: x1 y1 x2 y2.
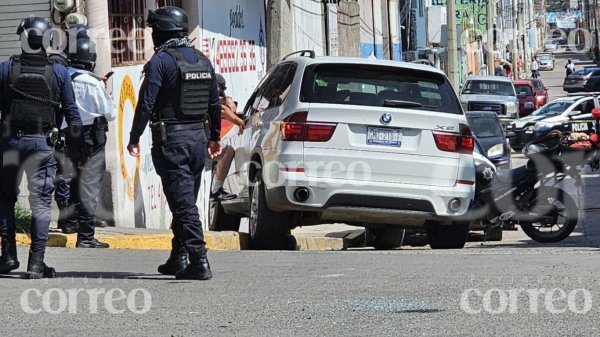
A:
2 50 600 337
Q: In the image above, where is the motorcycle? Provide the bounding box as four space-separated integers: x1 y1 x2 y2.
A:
467 130 582 243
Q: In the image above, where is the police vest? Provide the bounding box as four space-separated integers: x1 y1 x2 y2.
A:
155 48 212 122
5 55 57 134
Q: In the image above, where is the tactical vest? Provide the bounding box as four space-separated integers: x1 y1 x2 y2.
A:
6 55 57 134
155 48 212 121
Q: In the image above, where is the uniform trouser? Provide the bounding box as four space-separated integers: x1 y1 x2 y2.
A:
0 136 57 252
71 127 106 242
54 146 73 208
151 128 207 256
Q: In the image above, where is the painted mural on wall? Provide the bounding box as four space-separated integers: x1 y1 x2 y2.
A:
112 65 171 229
199 0 267 111
431 0 488 37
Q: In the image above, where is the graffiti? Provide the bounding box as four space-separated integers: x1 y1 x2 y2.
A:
230 5 244 30
147 183 165 211
204 38 257 74
117 75 140 202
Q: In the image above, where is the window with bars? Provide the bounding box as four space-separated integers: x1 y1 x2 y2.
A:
109 0 146 66
156 0 183 7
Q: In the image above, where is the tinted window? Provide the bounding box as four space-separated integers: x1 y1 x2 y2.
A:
461 80 515 96
532 80 543 90
300 64 462 114
538 55 552 61
514 84 533 96
467 116 504 138
244 63 297 115
243 66 277 116
532 100 573 117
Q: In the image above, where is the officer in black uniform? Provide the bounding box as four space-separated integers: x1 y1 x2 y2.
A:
0 17 82 278
127 6 221 280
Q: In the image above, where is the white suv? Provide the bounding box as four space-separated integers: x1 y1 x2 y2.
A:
208 51 476 250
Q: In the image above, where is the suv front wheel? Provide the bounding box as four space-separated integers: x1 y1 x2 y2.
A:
249 173 296 250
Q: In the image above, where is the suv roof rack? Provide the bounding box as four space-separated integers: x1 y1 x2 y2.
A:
282 50 316 61
566 92 600 96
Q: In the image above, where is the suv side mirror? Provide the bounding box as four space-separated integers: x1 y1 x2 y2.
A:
544 86 549 90
592 107 600 119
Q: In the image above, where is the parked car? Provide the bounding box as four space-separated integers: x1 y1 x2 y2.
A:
460 76 520 126
563 67 600 93
208 51 476 250
544 39 558 52
506 95 599 151
465 111 512 169
537 53 554 71
514 79 549 117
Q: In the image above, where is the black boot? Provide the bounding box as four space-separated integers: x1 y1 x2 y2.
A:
94 218 108 228
158 245 188 276
61 217 79 235
25 250 56 279
0 238 19 274
175 249 212 280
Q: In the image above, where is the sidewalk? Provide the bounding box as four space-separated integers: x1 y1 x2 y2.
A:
15 223 361 251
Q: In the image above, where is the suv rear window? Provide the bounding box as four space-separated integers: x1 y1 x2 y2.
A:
300 64 462 114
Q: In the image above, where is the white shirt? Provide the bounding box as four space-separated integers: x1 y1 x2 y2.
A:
567 63 575 71
531 60 539 71
62 68 116 128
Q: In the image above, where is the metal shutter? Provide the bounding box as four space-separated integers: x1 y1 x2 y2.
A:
0 0 51 62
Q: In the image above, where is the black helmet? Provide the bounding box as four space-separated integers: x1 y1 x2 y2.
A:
68 37 97 70
16 16 52 51
64 24 90 54
147 6 189 33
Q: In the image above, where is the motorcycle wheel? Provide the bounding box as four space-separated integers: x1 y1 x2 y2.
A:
520 186 578 243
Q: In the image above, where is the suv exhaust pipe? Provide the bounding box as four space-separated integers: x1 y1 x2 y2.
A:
294 187 310 202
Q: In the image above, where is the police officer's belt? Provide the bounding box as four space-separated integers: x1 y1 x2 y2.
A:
165 122 205 131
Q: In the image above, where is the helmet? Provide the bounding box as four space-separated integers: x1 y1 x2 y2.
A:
68 37 97 70
147 6 188 33
16 16 52 51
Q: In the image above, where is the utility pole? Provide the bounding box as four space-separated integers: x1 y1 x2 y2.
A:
512 0 518 79
447 0 459 91
486 0 495 75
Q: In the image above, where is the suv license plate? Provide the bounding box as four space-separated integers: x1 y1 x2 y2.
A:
367 127 402 147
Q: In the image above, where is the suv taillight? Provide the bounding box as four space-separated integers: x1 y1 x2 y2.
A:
432 124 474 154
281 111 337 142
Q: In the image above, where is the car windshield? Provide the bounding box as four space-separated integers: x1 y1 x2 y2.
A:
538 55 552 61
514 84 533 96
300 64 462 114
532 100 573 117
467 115 504 138
461 80 516 96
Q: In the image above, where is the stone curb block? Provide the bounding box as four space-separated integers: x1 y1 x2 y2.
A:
15 232 344 251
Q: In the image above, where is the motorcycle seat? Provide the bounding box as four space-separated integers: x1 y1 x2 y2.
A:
496 165 529 184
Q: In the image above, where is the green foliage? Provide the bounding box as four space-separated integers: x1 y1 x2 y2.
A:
15 204 32 233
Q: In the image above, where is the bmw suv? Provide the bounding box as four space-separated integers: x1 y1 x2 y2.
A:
206 51 476 250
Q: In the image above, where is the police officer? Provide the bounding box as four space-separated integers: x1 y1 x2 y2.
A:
127 6 221 280
65 31 116 248
0 17 82 278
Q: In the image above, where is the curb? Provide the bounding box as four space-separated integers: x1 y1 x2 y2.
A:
15 232 345 251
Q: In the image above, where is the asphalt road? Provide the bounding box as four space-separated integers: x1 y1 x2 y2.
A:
2 50 600 337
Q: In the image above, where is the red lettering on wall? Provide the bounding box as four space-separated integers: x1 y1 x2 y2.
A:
204 38 259 74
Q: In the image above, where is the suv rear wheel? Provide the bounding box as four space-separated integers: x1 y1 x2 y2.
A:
249 173 296 250
427 222 468 249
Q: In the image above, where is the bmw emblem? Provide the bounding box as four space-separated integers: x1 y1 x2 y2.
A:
380 113 392 125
